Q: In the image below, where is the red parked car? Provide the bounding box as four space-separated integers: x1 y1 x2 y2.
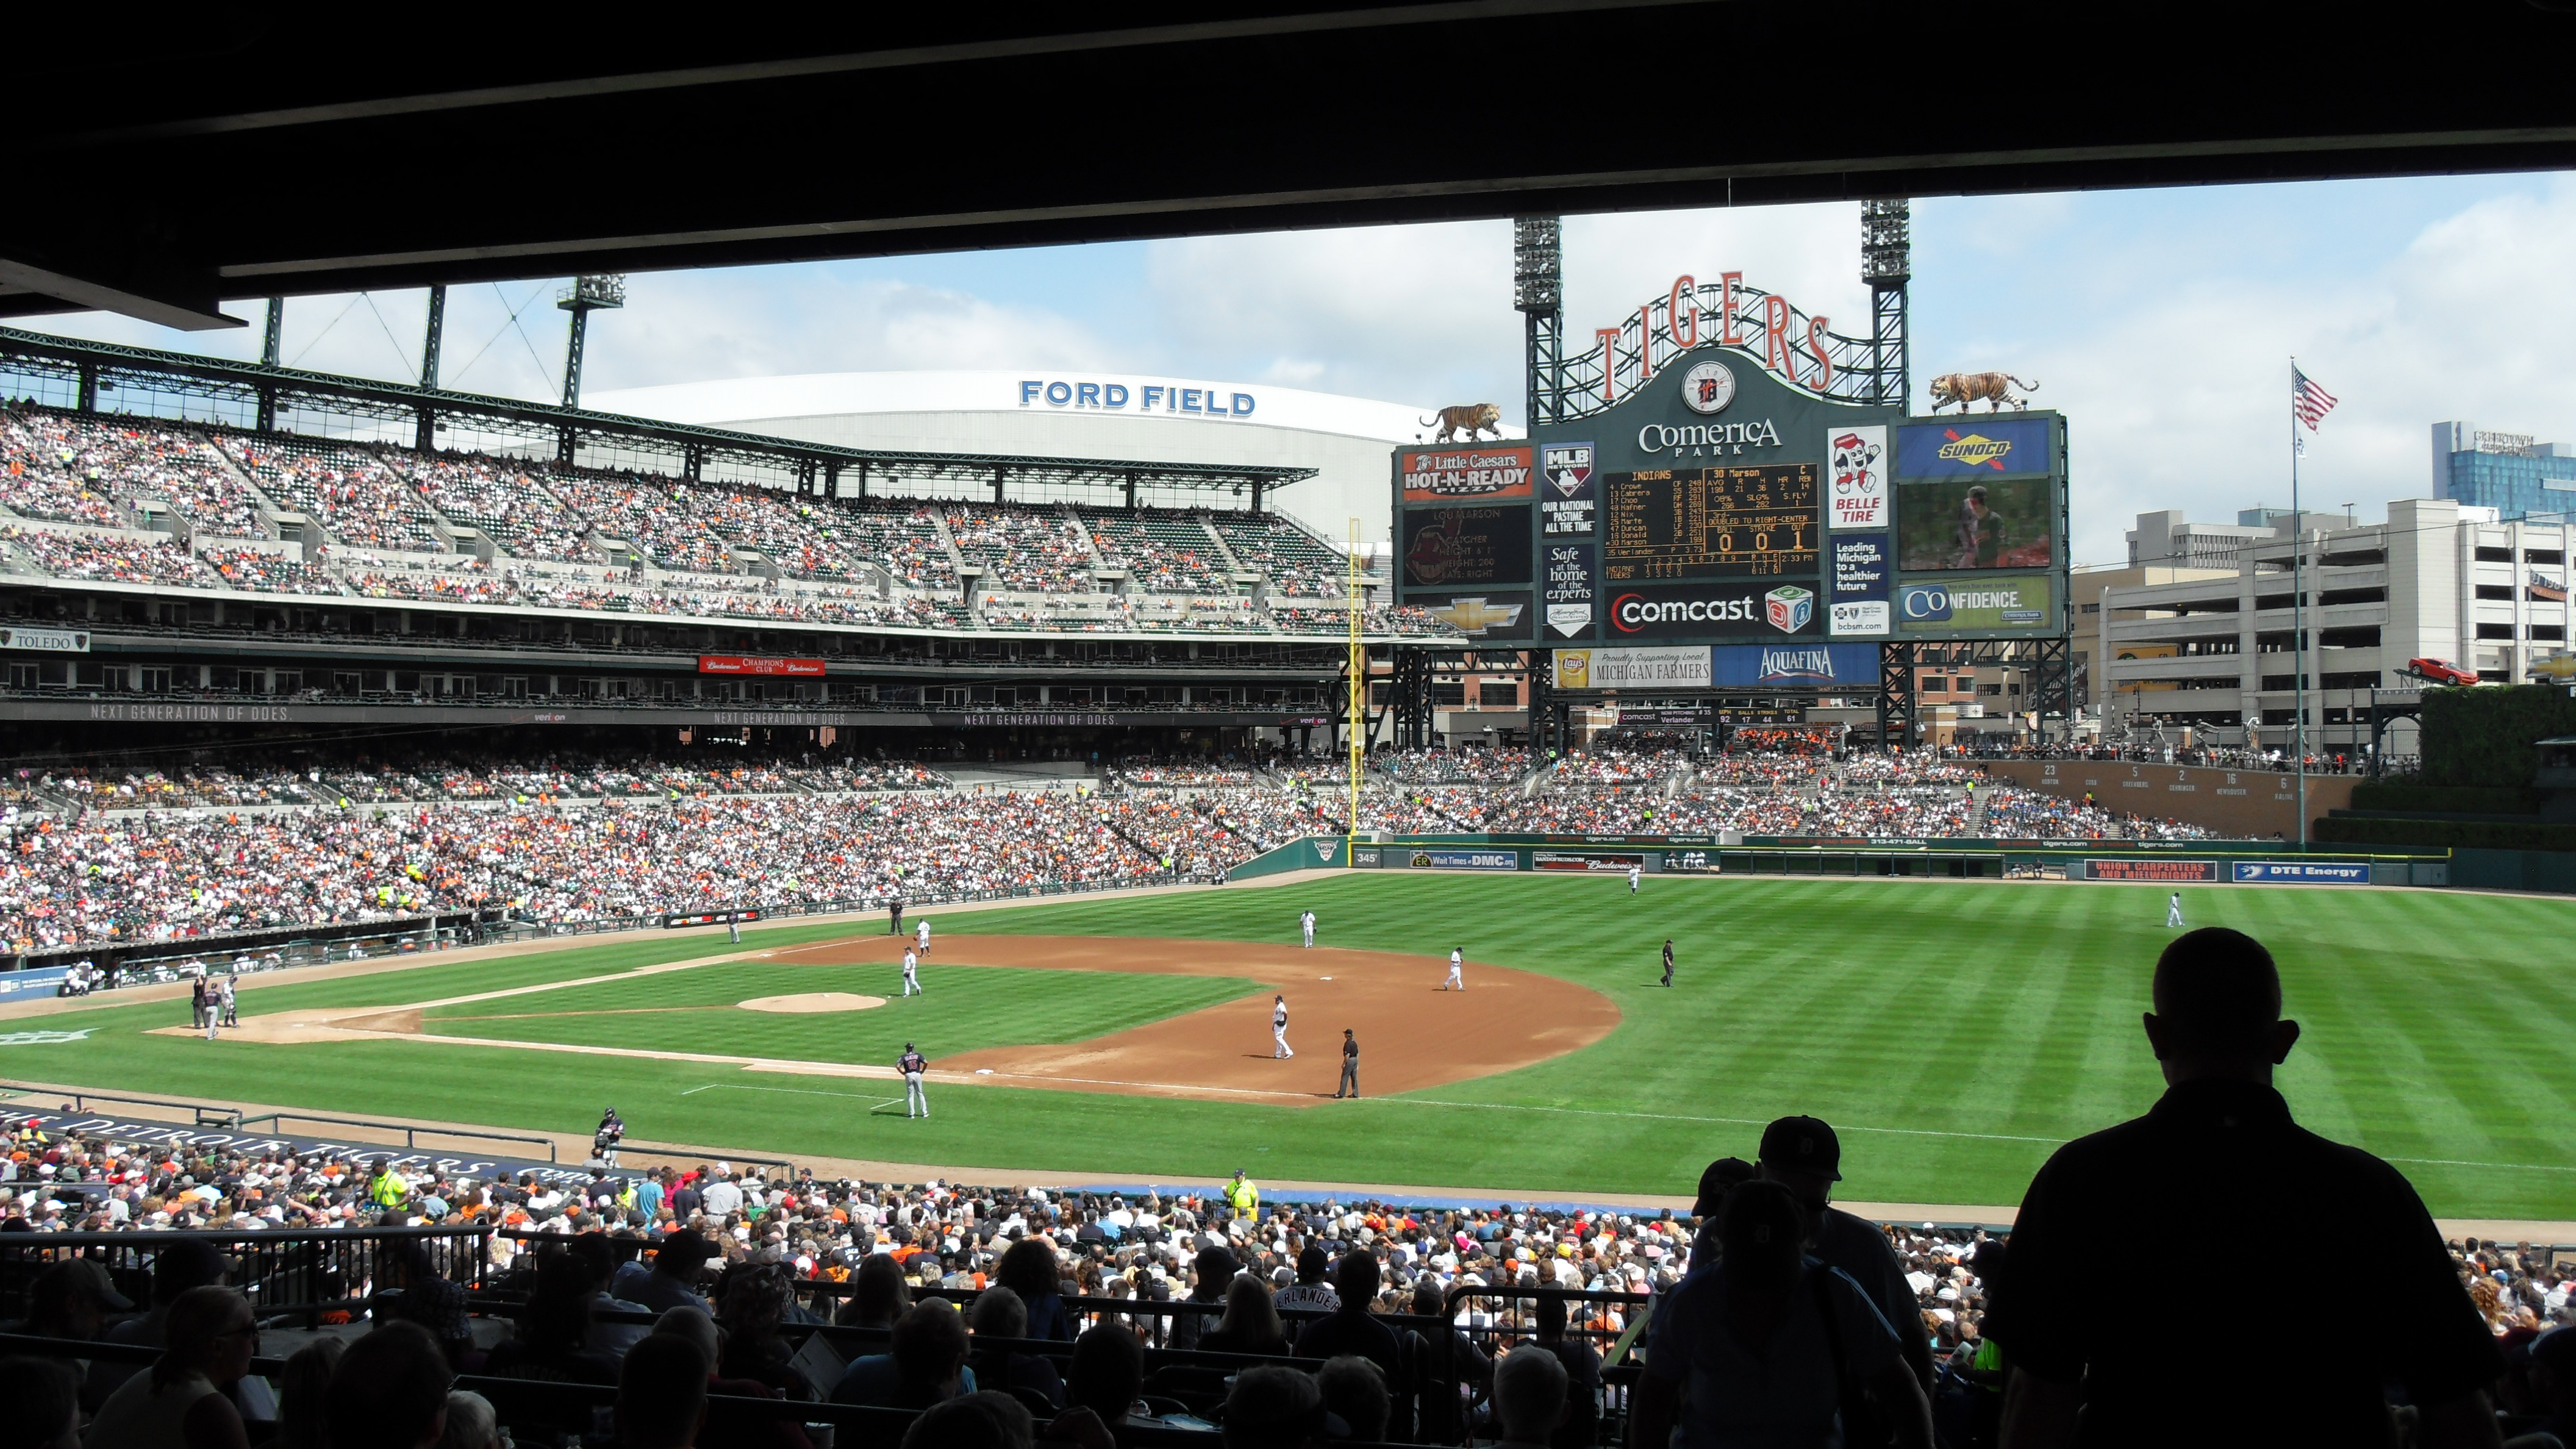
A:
2406 657 2480 686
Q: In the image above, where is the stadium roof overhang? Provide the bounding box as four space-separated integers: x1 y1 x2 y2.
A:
9 4 2576 326
0 327 1317 499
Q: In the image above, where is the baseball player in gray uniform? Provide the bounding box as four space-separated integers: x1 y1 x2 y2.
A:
899 1043 929 1118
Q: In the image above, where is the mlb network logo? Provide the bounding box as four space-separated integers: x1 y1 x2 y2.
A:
1766 586 1814 633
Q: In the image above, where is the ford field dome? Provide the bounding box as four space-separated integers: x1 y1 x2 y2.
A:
584 370 1522 547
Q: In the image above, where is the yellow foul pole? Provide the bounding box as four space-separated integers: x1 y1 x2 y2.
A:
1347 518 1364 856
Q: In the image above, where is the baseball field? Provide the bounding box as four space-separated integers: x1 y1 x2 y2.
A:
5 871 2574 1219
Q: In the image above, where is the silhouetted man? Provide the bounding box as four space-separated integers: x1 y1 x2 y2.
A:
1991 928 2503 1448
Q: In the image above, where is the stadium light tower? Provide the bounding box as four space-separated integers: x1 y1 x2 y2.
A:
1860 199 1910 410
557 274 626 410
1514 217 1564 429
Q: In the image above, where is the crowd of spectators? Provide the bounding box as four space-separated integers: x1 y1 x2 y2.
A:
947 505 1097 593
1 745 2227 952
1 410 270 537
391 454 593 562
1372 747 1532 784
1081 509 1233 593
222 438 444 553
1212 515 1348 597
1 525 216 586
202 547 347 596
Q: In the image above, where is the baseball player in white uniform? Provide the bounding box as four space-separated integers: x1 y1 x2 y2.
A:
901 947 921 996
1271 995 1293 1058
915 917 932 957
1628 863 1642 895
1443 948 1464 992
1300 910 1316 948
2166 892 2186 928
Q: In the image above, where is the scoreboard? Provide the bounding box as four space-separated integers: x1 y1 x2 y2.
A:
1394 342 2066 649
1601 463 1818 582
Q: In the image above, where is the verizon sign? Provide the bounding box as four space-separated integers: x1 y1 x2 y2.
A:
698 656 826 677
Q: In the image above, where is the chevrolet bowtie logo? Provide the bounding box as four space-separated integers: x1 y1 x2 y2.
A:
1429 597 1525 632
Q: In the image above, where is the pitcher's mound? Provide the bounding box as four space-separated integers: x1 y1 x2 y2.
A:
738 993 888 1014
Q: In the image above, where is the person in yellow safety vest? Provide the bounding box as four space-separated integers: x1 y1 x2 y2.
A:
367 1158 409 1213
1223 1170 1258 1223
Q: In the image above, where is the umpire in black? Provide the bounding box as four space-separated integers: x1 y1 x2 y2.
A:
1333 1029 1359 1098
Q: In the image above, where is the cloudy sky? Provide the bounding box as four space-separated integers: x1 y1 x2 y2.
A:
22 171 2576 565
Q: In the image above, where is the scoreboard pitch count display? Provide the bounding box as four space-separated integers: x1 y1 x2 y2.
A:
1396 342 2069 648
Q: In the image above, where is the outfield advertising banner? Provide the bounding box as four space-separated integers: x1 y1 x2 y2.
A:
1401 445 1535 502
1533 850 1648 872
1709 643 1881 688
1543 543 1598 640
1898 574 2057 634
2233 861 2373 884
1409 592 1533 640
1606 581 1821 640
1551 645 1713 690
2084 859 2222 882
1894 418 2054 479
1540 443 1597 535
1828 533 1891 637
1408 848 1519 871
1826 426 1888 529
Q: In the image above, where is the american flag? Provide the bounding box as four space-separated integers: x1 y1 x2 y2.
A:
2292 365 2338 432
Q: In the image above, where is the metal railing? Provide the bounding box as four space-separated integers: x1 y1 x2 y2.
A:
0 1226 493 1325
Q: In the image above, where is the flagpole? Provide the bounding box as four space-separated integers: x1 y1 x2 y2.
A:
2289 357 2308 852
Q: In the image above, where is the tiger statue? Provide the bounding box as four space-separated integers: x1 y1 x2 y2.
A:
1422 402 1503 444
1928 373 2040 413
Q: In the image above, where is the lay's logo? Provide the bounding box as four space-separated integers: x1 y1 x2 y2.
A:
1936 430 2013 470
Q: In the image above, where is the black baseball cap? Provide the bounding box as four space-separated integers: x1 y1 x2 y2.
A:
1758 1116 1843 1181
1691 1157 1754 1218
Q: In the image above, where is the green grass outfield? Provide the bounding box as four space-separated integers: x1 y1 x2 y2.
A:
8 876 2575 1218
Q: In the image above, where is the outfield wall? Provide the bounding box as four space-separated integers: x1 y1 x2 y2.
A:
1331 834 2441 886
1978 758 2360 839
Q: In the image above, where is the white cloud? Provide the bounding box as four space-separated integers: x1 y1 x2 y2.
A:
20 176 2576 578
1980 178 2576 565
1561 202 1868 354
1144 220 1519 410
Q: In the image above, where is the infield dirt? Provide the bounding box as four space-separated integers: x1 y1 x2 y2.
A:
132 934 1619 1108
